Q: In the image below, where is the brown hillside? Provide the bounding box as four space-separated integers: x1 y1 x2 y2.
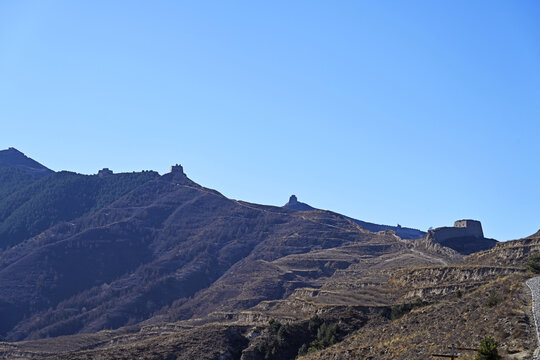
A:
301 273 534 360
0 169 442 342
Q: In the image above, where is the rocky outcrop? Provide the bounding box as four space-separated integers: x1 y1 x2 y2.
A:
283 195 315 211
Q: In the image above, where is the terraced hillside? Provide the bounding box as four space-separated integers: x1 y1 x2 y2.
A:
299 235 540 360
1 232 536 359
0 230 460 359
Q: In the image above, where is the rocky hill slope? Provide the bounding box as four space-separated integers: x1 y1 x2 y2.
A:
0 150 436 343
0 230 536 359
283 194 425 240
297 234 540 360
0 170 159 249
0 149 534 359
0 166 441 341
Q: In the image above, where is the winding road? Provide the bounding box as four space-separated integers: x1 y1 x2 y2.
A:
526 276 540 360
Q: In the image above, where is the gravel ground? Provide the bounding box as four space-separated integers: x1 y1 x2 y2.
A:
527 276 540 360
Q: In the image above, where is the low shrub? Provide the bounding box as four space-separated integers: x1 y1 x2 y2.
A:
475 336 502 360
527 253 540 274
486 292 499 308
390 298 426 320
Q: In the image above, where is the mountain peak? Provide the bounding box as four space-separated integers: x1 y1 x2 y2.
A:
283 194 315 211
0 148 53 177
6 147 22 153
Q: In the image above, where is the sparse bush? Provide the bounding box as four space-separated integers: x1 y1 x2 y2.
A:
259 315 341 359
313 322 338 349
391 298 426 320
269 318 281 333
298 316 339 355
486 292 499 308
308 315 323 332
456 290 463 298
527 253 540 273
475 336 501 360
257 319 302 359
277 323 291 343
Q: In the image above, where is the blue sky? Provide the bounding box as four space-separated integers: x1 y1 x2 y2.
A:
1 1 539 241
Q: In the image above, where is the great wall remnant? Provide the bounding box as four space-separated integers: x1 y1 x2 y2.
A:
428 219 484 243
424 219 496 254
170 164 184 174
98 168 113 177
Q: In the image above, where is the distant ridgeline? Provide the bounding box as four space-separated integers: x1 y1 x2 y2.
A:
426 219 497 254
283 194 426 240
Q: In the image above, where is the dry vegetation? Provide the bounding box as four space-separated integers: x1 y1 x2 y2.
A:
301 274 534 360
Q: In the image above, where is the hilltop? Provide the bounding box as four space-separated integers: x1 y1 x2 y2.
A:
0 148 53 201
0 148 52 177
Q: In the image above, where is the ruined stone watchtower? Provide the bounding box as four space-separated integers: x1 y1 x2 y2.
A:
425 219 495 254
170 164 184 174
427 219 485 244
453 219 484 238
98 168 113 177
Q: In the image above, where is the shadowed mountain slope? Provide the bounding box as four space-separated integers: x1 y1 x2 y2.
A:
0 167 42 201
0 165 451 342
0 148 52 178
0 148 53 201
0 170 159 249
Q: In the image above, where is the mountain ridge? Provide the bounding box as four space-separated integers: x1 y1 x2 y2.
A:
0 148 523 360
0 148 53 177
0 162 442 341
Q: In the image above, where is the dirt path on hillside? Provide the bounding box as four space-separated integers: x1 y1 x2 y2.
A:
526 276 540 360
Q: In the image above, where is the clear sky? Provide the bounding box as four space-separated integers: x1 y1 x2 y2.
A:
1 1 539 241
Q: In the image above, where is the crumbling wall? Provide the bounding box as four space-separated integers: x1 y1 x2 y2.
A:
428 219 484 243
